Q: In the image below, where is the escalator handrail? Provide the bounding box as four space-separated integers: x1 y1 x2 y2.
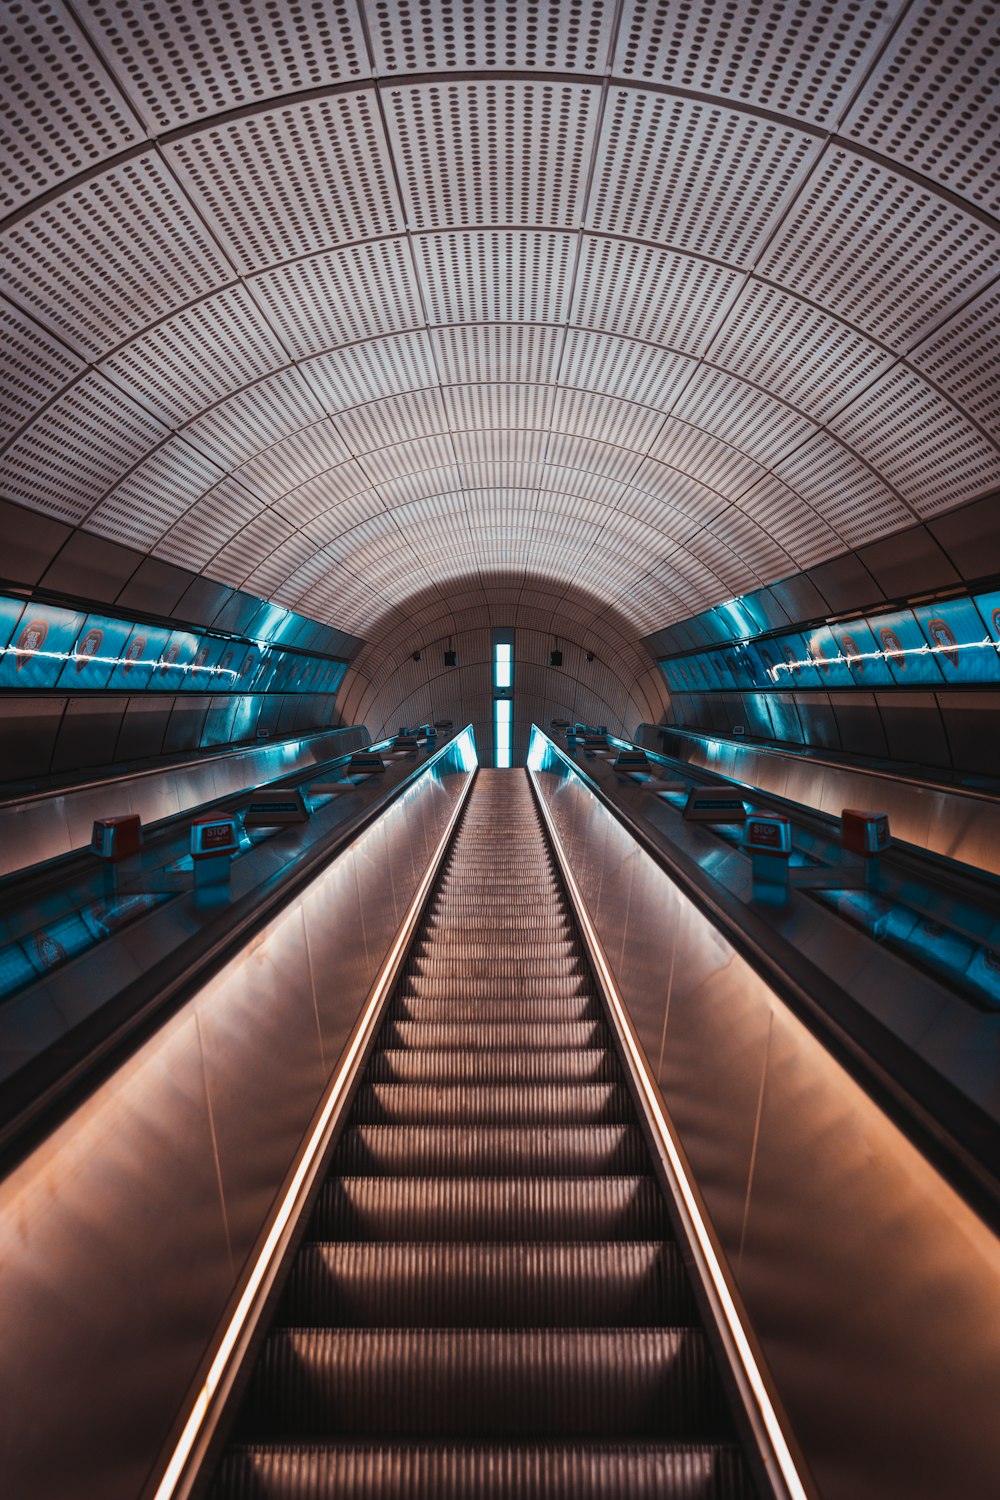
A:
531 726 1000 1227
649 721 1000 806
0 723 365 811
626 734 1000 911
0 728 476 1173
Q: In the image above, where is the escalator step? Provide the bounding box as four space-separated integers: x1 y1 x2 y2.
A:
332 1125 648 1176
409 939 580 963
350 1083 632 1127
365 1049 620 1085
402 973 590 1000
381 1020 606 1052
352 1080 629 1128
407 955 585 980
279 1242 695 1327
424 918 574 937
314 1176 668 1241
391 995 599 1024
213 1441 755 1500
245 1327 729 1439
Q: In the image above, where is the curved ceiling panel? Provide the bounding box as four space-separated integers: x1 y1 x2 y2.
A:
0 0 998 669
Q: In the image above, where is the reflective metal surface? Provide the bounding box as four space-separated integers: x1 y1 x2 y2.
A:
577 739 1000 1123
643 725 1000 878
0 724 369 879
0 729 476 1500
529 726 1000 1500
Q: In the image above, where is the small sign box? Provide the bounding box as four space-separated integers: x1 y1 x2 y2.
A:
614 748 649 770
394 735 420 749
683 787 747 822
348 750 386 772
244 788 311 827
841 808 891 857
743 814 792 857
91 815 142 862
190 816 239 860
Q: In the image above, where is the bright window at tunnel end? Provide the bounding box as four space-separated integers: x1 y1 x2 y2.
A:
495 698 512 768
493 632 514 767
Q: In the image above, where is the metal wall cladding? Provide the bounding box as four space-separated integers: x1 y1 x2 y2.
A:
938 691 1000 778
0 690 345 793
0 732 474 1500
531 752 1000 1500
876 691 953 769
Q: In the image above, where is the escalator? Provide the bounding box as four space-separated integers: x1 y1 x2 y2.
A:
209 769 758 1498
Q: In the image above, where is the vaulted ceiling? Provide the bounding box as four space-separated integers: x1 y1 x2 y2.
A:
1 0 998 696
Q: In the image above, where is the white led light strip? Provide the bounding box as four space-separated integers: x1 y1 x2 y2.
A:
528 760 811 1500
152 739 477 1500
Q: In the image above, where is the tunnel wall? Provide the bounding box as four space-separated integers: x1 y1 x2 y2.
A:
0 497 362 787
336 576 671 765
644 493 1000 779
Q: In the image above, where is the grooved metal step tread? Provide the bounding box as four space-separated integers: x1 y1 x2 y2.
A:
351 1084 633 1127
436 881 560 896
408 956 586 979
213 1441 755 1500
313 1177 668 1241
434 894 566 906
332 1125 648 1177
409 940 580 962
245 1327 729 1439
391 996 600 1025
381 1021 607 1052
279 1242 696 1327
366 1049 620 1085
401 974 591 1001
424 917 574 935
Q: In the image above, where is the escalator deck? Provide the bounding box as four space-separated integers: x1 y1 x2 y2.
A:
211 769 757 1498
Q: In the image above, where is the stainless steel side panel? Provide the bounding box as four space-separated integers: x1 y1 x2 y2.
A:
531 755 1000 1500
0 724 369 878
655 727 1000 877
0 732 476 1500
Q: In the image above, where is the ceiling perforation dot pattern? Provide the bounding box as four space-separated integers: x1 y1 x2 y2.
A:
0 0 996 727
83 0 370 130
0 0 140 212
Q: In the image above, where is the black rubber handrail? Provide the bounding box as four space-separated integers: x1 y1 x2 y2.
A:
650 721 1000 805
533 729 1000 1229
0 730 475 1175
0 723 363 809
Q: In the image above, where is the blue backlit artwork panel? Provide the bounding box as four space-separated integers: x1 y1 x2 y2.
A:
0 603 86 688
57 614 133 690
0 589 348 701
913 598 1000 683
658 585 1000 693
870 609 943 686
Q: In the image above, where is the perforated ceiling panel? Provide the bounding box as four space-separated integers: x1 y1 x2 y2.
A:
0 0 997 720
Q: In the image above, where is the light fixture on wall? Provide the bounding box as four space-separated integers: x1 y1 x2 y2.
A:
444 637 457 666
549 636 562 667
585 651 595 662
412 650 421 661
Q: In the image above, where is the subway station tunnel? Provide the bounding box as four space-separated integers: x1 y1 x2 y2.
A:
1 2 999 1498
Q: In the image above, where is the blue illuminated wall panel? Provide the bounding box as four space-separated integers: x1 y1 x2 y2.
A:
658 585 1000 697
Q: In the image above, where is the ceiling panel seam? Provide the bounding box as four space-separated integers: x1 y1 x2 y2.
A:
5 238 995 461
352 0 480 591
8 63 999 239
